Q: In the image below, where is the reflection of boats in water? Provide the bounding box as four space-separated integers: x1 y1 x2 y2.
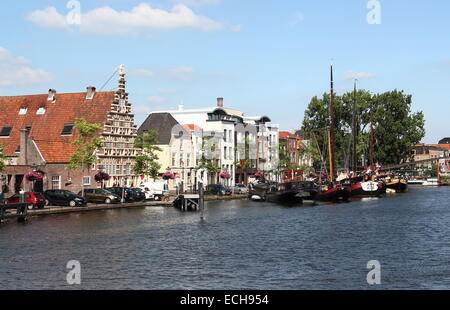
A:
249 181 305 204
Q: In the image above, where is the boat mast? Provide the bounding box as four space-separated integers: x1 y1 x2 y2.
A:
328 62 336 184
370 110 375 167
352 80 358 176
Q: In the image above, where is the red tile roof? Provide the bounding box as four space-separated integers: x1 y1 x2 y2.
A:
183 124 202 132
279 131 293 139
432 144 450 151
0 91 115 163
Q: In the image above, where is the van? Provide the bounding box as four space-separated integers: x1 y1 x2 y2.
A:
139 182 169 201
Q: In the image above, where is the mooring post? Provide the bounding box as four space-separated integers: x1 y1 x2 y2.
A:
199 182 205 220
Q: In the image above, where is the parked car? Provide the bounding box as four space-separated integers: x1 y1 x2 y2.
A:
206 184 232 196
130 188 146 201
78 188 120 204
139 182 169 201
6 192 46 209
43 190 87 207
233 184 249 194
105 187 144 202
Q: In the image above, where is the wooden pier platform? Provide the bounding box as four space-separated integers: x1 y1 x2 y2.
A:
0 203 32 223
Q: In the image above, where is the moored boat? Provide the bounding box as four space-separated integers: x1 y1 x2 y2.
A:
385 178 408 193
316 184 350 202
345 180 386 197
249 181 305 204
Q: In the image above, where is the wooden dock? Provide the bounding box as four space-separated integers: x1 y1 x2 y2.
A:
0 201 172 224
0 203 32 224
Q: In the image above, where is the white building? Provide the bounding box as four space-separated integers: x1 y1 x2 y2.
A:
147 97 279 187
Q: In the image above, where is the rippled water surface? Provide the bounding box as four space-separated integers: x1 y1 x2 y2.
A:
0 186 449 289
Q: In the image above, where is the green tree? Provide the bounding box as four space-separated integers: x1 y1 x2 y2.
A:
66 118 103 196
133 130 162 181
0 143 7 172
301 89 425 169
370 90 425 166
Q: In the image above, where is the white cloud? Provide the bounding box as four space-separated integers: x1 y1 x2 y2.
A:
147 95 168 104
156 88 177 94
26 7 69 31
0 47 54 87
343 71 377 80
26 3 226 35
165 66 196 82
169 0 222 6
129 68 155 78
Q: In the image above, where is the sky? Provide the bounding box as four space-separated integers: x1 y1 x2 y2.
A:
0 0 449 143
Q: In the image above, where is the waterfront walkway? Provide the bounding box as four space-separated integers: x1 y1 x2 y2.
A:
1 194 247 222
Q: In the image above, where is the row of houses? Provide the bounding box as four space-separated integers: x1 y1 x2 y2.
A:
0 66 312 195
411 141 450 176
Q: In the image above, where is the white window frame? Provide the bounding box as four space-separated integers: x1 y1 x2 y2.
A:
83 176 91 186
51 175 61 190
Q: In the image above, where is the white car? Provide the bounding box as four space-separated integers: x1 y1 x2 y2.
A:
233 184 249 194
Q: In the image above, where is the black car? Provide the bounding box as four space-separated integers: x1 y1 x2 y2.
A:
105 187 144 202
44 190 87 207
130 188 146 201
206 184 232 196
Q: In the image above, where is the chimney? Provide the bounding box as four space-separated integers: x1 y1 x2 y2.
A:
48 89 56 101
18 128 30 165
86 86 96 100
217 97 224 108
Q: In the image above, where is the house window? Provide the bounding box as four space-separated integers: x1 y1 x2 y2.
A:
15 146 20 153
186 154 191 167
172 153 177 167
0 126 12 137
83 176 91 186
61 124 74 136
19 108 28 115
36 107 46 115
51 176 61 189
224 147 227 159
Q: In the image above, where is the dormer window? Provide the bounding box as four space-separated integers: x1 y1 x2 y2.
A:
0 126 12 137
36 107 46 115
19 107 28 115
61 124 74 136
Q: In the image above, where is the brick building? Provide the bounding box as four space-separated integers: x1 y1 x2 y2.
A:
0 65 139 195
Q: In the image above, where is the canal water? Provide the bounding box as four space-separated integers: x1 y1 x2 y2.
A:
0 186 449 290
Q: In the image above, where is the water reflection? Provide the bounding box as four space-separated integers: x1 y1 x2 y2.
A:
0 186 449 289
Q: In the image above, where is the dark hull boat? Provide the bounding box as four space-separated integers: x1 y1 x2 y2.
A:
385 179 408 193
316 185 350 202
249 181 304 204
345 181 386 197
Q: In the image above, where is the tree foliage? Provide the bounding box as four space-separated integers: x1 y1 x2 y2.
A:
66 118 103 171
133 130 162 181
0 143 7 171
301 89 425 169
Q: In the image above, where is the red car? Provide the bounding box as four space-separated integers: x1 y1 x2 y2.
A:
6 192 46 209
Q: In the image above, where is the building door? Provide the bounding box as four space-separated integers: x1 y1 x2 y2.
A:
14 175 24 193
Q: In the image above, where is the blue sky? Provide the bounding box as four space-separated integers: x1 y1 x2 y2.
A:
0 0 449 143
